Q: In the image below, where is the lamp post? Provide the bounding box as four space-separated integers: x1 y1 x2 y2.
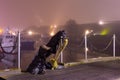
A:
84 30 93 61
85 35 87 61
84 30 89 61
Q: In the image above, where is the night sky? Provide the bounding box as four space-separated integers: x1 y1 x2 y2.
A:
0 0 120 29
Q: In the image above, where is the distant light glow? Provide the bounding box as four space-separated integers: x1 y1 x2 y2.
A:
28 30 33 35
100 28 109 35
50 24 57 29
85 30 90 35
85 30 93 35
12 32 16 35
85 47 88 52
50 31 55 36
54 25 57 28
49 24 57 36
10 31 16 35
99 20 104 25
0 28 3 34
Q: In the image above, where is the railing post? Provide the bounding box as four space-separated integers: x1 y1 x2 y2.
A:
18 31 21 70
113 34 116 58
60 36 63 63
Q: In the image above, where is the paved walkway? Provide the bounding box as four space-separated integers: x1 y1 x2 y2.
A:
1 57 120 80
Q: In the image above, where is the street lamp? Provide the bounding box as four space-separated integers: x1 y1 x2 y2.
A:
84 30 93 61
85 30 88 61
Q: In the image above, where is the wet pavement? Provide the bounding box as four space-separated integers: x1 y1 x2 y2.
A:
1 57 120 80
0 59 120 80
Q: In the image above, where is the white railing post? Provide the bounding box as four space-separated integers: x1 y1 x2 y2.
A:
60 36 63 63
18 31 21 70
113 34 116 58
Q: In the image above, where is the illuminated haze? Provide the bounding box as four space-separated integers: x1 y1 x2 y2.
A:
0 0 120 29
